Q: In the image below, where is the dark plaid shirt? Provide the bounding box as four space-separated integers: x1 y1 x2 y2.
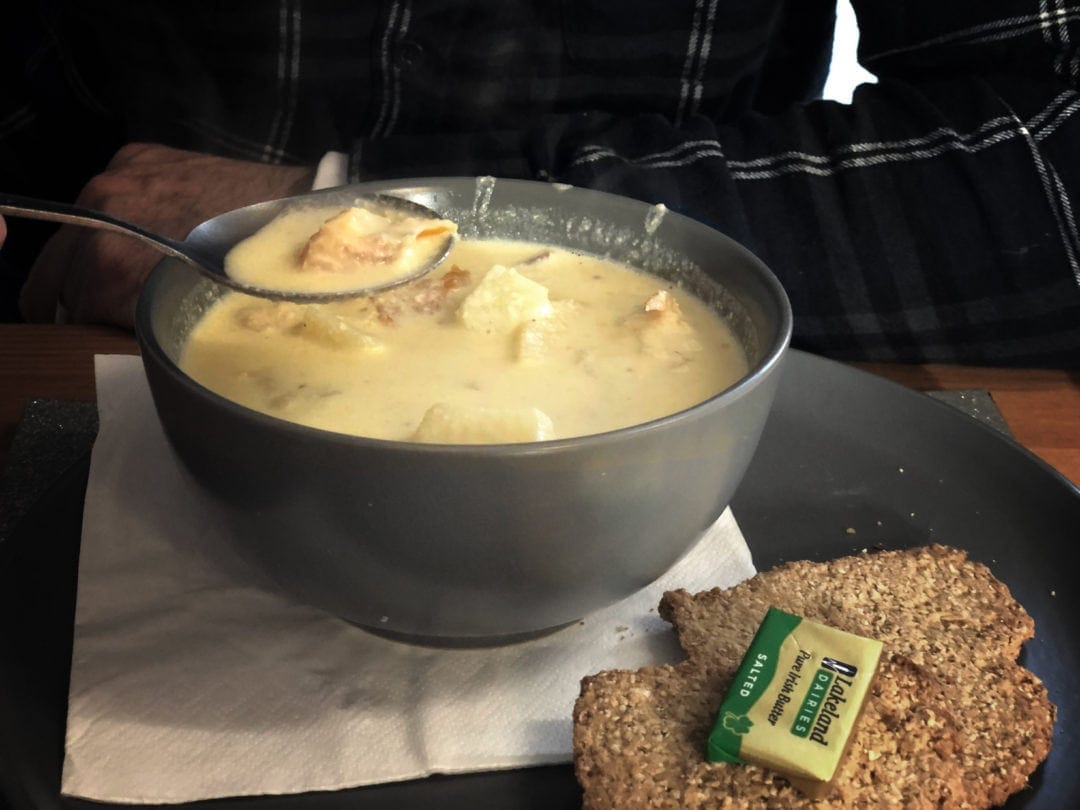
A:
3 0 1079 366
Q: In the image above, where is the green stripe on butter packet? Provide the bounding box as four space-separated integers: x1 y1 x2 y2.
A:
707 607 883 791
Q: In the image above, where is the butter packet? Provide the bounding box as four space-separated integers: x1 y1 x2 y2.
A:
707 607 882 792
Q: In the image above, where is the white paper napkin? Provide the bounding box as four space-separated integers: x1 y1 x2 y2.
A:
60 354 757 804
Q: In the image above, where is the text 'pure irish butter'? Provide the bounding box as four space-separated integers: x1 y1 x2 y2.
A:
706 606 883 795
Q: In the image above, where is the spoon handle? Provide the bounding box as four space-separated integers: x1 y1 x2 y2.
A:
0 192 192 262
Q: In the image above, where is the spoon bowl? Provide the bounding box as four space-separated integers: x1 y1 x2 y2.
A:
0 189 456 302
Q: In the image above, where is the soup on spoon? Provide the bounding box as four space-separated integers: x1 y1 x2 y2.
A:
224 201 458 296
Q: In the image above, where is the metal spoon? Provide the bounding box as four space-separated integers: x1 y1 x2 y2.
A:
0 189 457 302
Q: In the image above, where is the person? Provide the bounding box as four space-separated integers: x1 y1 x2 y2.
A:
2 0 1078 367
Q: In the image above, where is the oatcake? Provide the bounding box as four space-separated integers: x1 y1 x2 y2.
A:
572 545 1056 808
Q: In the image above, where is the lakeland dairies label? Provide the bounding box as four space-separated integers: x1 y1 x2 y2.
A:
706 607 883 783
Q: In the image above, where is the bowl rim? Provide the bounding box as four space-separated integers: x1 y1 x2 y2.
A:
135 176 793 456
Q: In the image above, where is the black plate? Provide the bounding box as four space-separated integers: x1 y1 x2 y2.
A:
2 350 1077 809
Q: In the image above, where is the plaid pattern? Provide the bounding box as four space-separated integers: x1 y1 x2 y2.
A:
2 0 1079 365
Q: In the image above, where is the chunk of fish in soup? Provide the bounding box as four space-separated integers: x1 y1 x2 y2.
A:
179 239 749 443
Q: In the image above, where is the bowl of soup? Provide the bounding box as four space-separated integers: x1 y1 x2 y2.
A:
135 177 792 642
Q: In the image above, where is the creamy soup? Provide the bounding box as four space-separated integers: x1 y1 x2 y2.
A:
225 203 457 294
181 233 749 443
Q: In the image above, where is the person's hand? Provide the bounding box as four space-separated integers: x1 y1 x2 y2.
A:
19 143 316 328
0 214 6 248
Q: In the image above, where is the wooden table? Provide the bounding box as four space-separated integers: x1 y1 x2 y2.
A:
2 324 1079 487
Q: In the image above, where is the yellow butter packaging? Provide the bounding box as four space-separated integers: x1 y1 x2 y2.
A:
707 606 882 786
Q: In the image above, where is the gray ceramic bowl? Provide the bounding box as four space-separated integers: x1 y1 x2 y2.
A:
135 177 792 642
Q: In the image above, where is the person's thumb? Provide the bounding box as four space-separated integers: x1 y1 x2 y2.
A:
19 225 79 323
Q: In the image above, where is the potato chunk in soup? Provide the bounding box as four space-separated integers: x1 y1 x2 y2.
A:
180 225 749 443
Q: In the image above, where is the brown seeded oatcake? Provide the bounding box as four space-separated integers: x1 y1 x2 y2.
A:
572 545 1056 809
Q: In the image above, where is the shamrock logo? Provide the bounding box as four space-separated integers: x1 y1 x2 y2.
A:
722 711 753 736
